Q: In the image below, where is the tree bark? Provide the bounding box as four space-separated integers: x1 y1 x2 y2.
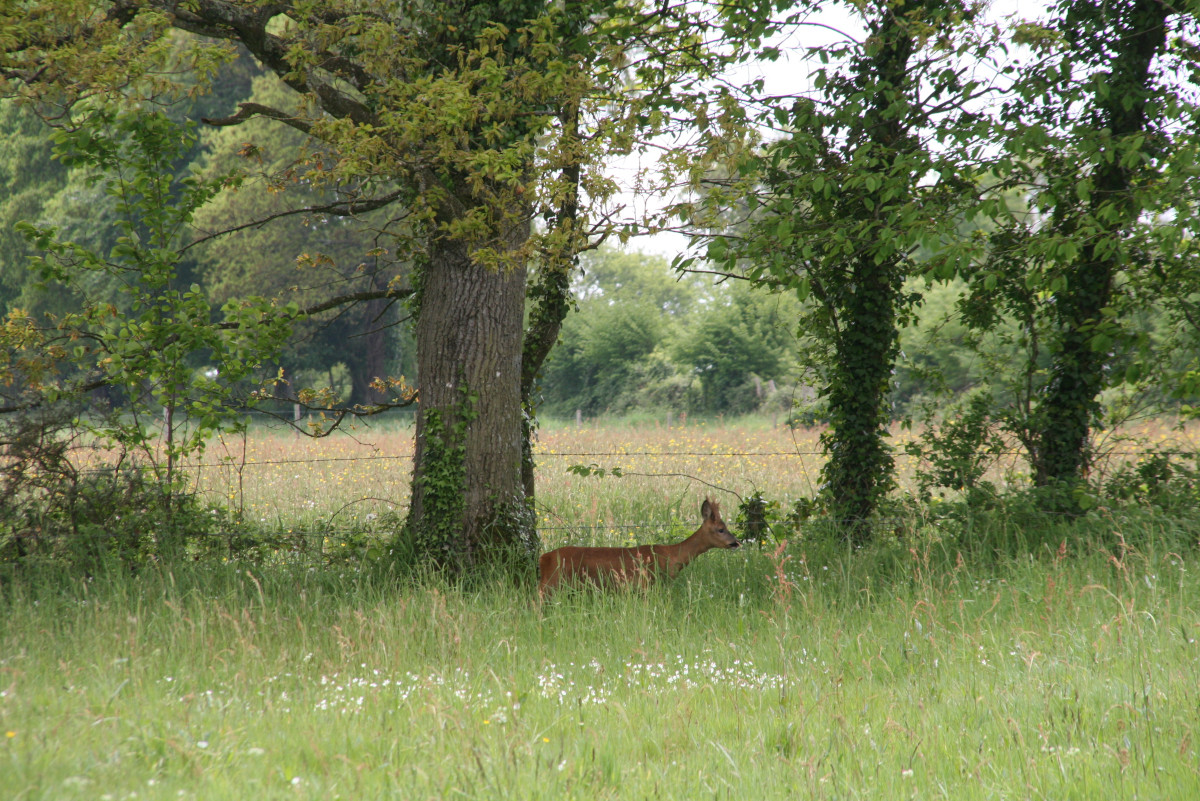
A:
406 226 535 572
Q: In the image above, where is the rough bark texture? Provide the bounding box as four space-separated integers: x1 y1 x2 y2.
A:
407 227 535 572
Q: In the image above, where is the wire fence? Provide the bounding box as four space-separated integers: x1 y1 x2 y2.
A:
41 446 1200 476
5 423 1198 565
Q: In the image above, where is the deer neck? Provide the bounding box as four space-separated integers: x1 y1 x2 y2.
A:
661 528 714 570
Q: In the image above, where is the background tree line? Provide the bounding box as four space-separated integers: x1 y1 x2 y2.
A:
0 56 417 413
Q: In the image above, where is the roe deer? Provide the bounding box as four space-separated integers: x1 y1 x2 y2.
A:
538 497 739 595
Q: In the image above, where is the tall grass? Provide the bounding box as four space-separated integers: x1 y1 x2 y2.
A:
180 417 1196 540
3 508 1198 800
3 420 1199 798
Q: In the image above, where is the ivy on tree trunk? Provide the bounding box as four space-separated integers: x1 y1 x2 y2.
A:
407 225 536 572
1025 0 1171 493
679 1 990 543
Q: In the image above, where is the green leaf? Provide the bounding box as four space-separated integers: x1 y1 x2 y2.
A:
707 238 728 262
774 216 793 244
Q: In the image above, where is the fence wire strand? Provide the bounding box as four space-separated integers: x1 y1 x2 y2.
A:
45 447 1200 476
7 433 1198 565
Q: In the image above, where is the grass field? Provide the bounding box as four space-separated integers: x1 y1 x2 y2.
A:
3 420 1199 799
187 416 1196 545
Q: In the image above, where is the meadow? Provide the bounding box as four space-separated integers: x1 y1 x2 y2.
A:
2 419 1199 800
186 415 1196 546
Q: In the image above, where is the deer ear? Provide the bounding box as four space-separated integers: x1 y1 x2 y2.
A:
702 498 713 520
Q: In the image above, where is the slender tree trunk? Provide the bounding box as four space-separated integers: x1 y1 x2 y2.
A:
1030 255 1114 488
350 279 389 407
519 95 582 504
406 227 536 572
520 262 571 502
823 259 901 543
1030 0 1169 491
819 7 915 542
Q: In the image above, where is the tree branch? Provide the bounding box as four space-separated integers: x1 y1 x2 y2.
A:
185 187 411 252
215 288 413 331
201 101 314 134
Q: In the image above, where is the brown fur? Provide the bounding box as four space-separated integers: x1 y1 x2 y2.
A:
538 497 739 596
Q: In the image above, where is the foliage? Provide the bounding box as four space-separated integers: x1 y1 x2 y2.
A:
191 72 414 407
0 102 73 314
0 109 301 569
1102 450 1200 512
572 247 711 313
7 109 293 462
1 52 413 411
188 516 401 569
904 393 1009 504
541 298 669 416
0 409 223 567
675 0 1001 540
734 490 778 546
565 463 624 479
538 248 801 418
958 0 1200 500
673 283 800 415
890 280 985 413
404 386 480 569
731 491 826 547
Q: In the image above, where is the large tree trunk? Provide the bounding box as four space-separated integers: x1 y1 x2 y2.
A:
406 230 536 573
